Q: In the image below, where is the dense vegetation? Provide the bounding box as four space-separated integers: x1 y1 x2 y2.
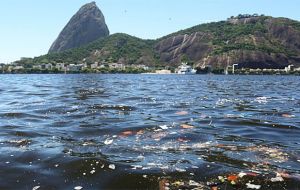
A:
19 33 159 66
13 15 300 70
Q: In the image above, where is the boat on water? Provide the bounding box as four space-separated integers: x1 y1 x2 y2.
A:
176 62 197 74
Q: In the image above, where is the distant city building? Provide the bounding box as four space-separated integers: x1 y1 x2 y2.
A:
67 64 82 72
33 65 42 70
55 63 66 71
109 63 125 70
91 62 99 69
155 70 172 74
134 64 150 70
41 63 53 70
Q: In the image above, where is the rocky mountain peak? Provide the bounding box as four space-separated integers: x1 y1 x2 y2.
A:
48 2 109 53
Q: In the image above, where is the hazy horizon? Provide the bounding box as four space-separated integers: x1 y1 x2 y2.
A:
0 0 299 63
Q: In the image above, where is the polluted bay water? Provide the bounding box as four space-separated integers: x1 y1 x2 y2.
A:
0 74 299 190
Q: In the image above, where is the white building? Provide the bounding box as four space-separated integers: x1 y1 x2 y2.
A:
91 62 99 69
109 63 125 70
41 63 53 70
33 65 42 70
67 64 82 72
134 65 150 70
55 63 65 71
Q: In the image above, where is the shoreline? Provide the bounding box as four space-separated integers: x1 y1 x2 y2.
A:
0 72 299 76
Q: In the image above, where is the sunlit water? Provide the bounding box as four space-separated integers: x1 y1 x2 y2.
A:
0 74 299 190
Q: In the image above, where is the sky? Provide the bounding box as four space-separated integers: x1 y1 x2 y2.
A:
0 0 299 63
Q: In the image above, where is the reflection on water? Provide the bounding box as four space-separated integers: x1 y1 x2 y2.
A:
0 74 299 189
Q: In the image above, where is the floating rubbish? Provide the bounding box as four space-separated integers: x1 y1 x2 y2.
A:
227 174 238 183
172 181 184 186
7 139 31 147
109 164 115 170
131 165 143 170
180 124 194 129
175 111 189 115
271 173 284 182
137 155 144 159
120 131 134 137
159 125 168 130
151 132 167 141
188 180 200 186
74 186 83 190
238 172 247 178
104 139 113 145
246 183 261 189
32 186 40 190
177 138 189 142
218 176 225 183
282 114 295 118
90 170 95 174
82 141 95 146
175 168 186 172
254 97 269 104
246 145 288 163
136 130 144 135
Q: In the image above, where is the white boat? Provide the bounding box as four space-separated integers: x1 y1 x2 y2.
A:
176 63 197 74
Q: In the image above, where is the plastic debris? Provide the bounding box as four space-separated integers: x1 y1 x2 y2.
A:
238 172 247 178
104 139 113 145
271 173 284 182
136 130 144 135
175 111 188 115
74 186 83 190
120 131 134 136
246 183 261 189
227 174 238 182
180 124 194 129
159 125 168 130
175 168 186 172
109 164 115 170
177 138 189 142
218 176 225 183
189 180 200 186
32 186 40 190
254 97 269 104
90 169 95 174
282 114 295 118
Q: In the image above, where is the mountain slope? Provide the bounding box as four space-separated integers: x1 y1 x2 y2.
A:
155 16 300 69
49 2 109 53
37 33 159 66
29 15 300 69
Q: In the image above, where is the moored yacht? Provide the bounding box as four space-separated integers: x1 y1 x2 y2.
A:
176 63 197 74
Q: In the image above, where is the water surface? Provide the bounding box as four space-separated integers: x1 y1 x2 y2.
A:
0 74 299 189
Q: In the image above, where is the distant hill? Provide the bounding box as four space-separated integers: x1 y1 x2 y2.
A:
48 2 109 53
22 14 300 70
156 15 300 69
